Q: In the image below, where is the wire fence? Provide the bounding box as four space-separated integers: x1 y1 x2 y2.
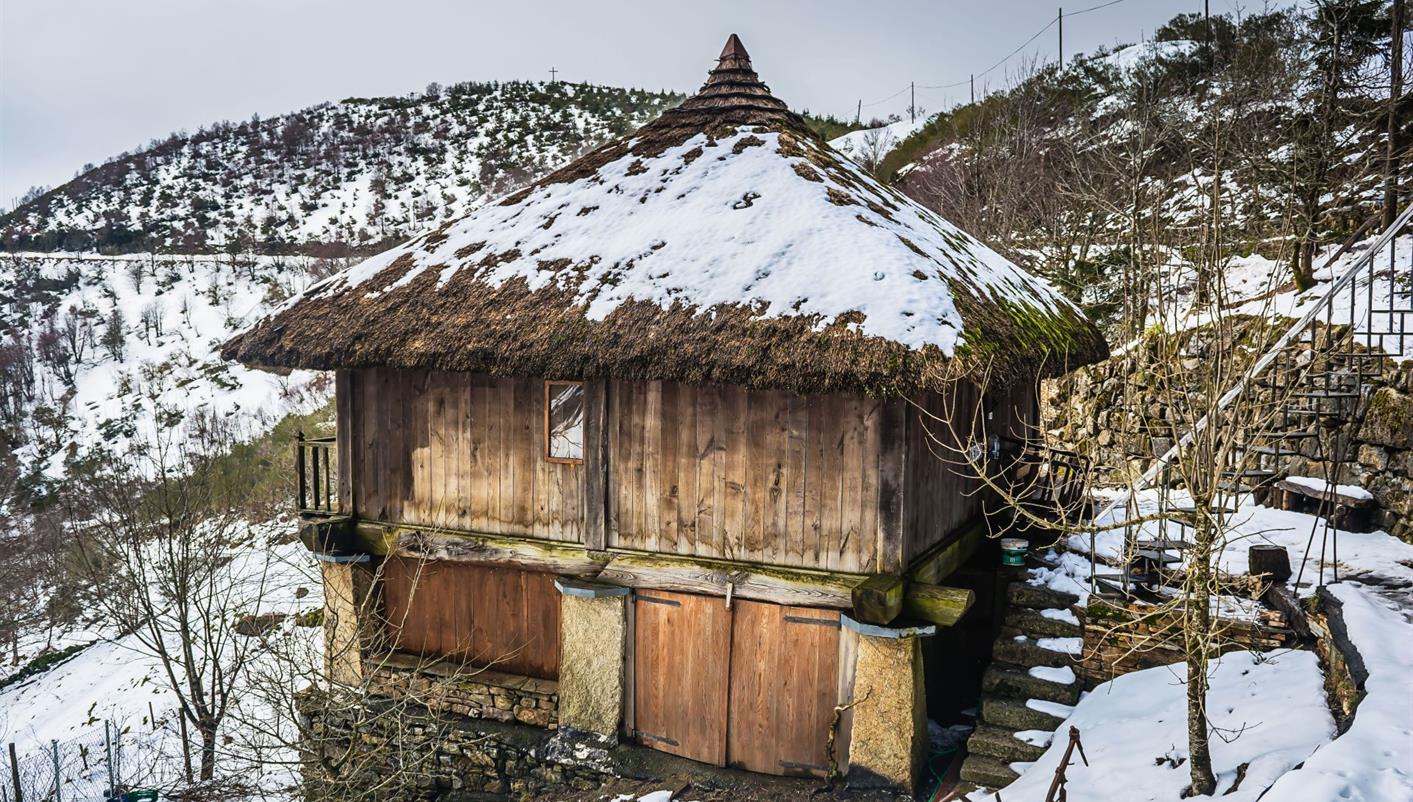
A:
3 718 187 802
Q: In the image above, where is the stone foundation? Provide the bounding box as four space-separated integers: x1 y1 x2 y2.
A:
365 653 559 729
299 690 605 802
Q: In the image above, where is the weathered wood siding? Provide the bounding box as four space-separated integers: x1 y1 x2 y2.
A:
903 385 983 564
339 368 1026 573
901 381 1039 565
382 557 562 679
347 368 583 542
607 381 887 574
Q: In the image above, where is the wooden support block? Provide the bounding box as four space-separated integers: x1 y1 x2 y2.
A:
852 575 907 625
1248 545 1292 584
902 582 974 627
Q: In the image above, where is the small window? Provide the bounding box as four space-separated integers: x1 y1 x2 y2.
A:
545 381 584 462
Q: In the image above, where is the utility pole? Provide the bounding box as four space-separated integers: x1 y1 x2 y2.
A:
1385 0 1405 228
1058 7 1064 65
549 67 558 84
1205 0 1213 71
970 74 975 104
855 99 862 124
910 81 915 123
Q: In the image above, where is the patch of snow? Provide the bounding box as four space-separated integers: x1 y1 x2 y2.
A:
637 791 674 802
1282 474 1374 501
976 651 1334 802
1026 699 1076 719
1040 607 1080 625
1036 636 1083 656
1029 665 1076 685
1028 552 1093 605
828 117 927 163
1262 584 1413 802
1015 730 1054 748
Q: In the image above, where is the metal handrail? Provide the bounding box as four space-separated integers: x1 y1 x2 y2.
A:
1096 201 1413 523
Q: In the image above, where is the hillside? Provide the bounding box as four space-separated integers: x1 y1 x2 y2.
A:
0 81 683 254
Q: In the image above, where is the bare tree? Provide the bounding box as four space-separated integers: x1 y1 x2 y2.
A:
73 392 274 784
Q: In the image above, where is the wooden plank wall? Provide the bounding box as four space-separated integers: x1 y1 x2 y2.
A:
902 384 984 565
382 556 562 679
607 381 886 574
349 368 583 543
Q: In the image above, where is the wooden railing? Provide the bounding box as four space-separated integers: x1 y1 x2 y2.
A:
296 432 338 515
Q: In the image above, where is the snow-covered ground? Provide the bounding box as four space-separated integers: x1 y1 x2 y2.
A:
972 650 1334 801
1001 489 1413 801
1 527 322 798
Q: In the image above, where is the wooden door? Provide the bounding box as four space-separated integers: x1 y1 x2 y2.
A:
631 590 731 765
726 601 842 777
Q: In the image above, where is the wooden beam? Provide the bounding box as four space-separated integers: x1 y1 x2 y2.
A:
335 369 355 516
907 520 985 585
851 574 907 624
902 582 974 627
355 522 608 577
597 552 867 609
876 398 907 574
582 379 609 551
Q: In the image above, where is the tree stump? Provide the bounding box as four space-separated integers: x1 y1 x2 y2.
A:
1248 545 1292 584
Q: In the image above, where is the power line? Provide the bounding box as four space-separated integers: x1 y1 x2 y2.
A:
847 0 1131 119
918 0 1129 90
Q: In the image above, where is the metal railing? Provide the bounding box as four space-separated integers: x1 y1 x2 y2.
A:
295 432 338 515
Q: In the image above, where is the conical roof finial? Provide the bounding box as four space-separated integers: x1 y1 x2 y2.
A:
719 33 750 62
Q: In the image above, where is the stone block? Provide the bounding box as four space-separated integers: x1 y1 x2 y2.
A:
320 560 379 686
557 592 627 738
846 630 927 791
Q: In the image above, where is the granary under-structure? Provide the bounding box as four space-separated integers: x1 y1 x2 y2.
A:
224 33 1107 793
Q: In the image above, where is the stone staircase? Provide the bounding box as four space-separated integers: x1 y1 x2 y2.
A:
958 581 1083 791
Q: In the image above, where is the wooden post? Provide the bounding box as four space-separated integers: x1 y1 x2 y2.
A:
852 575 906 624
8 742 21 802
295 431 307 512
49 740 59 802
310 443 321 511
104 721 113 797
876 399 907 574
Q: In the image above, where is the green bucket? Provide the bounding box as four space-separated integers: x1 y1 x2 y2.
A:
1000 538 1028 566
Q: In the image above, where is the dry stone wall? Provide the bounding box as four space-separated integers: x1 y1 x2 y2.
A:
1044 328 1413 542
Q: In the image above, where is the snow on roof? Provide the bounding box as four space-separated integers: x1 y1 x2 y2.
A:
225 36 1107 394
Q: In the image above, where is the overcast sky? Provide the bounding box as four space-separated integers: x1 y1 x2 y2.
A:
1 0 1268 206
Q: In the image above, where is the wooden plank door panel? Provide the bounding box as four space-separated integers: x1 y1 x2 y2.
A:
726 601 841 777
632 590 730 766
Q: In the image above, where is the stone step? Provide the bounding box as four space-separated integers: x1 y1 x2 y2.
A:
980 697 1069 732
982 665 1081 706
966 724 1049 763
1007 582 1080 611
991 636 1077 669
1003 606 1082 639
958 754 1020 789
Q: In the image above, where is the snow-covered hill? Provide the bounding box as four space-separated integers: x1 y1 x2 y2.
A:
1 81 681 253
0 251 328 503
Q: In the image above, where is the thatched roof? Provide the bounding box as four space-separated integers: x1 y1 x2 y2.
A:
224 35 1108 396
